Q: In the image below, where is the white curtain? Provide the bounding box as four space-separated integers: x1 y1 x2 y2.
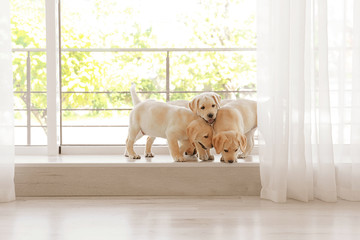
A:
257 0 360 202
0 0 16 202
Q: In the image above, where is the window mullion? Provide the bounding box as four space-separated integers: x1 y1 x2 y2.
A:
45 0 60 155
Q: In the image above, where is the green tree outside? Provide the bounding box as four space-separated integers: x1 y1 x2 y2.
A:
10 0 256 144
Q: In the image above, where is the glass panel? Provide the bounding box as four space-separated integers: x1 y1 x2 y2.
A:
31 93 47 110
61 0 255 48
61 92 166 110
62 110 129 144
31 110 47 127
14 93 27 109
62 126 167 145
30 52 47 91
14 127 27 145
11 0 46 146
61 109 168 145
62 127 129 145
62 110 131 128
14 111 27 126
170 51 256 100
12 52 27 92
61 52 166 94
31 127 47 145
59 0 257 146
10 0 46 48
170 91 257 102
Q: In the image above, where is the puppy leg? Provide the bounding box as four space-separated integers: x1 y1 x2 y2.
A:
126 125 142 159
125 132 144 157
195 142 209 161
238 129 256 159
206 149 214 160
167 137 185 162
145 136 155 158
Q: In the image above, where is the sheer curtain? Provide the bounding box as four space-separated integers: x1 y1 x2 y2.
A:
257 0 360 202
0 0 16 202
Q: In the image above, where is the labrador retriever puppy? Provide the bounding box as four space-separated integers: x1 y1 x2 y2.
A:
126 85 213 162
188 92 221 125
213 99 257 163
145 93 222 160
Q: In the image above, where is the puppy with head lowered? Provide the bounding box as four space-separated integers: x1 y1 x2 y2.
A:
213 99 257 163
126 85 213 162
145 92 222 161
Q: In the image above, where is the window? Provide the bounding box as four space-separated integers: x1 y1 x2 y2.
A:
11 0 47 146
11 0 257 151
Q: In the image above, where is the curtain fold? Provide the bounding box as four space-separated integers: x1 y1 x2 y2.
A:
257 0 360 202
0 0 16 203
337 0 360 201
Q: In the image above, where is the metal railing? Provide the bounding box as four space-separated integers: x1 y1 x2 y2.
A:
12 47 256 146
13 48 47 145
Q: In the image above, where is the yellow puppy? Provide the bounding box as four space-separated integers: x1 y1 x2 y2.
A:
188 92 221 124
126 85 213 162
145 93 222 161
213 99 257 163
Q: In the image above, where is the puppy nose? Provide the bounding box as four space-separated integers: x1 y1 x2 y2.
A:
228 160 234 163
211 144 213 148
207 113 214 118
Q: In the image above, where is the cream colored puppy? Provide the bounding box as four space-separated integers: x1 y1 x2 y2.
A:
145 93 222 160
126 85 213 162
188 92 221 124
213 99 257 163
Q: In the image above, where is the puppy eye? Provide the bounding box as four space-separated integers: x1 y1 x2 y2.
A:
212 104 215 107
204 135 208 138
224 149 228 152
201 106 205 110
235 148 238 152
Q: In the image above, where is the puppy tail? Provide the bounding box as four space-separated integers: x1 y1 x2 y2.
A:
130 83 141 106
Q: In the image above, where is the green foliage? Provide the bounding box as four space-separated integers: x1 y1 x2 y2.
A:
11 0 256 136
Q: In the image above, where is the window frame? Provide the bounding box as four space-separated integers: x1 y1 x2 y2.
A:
13 0 257 156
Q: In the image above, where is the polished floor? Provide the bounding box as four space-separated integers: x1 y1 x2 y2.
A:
1 197 360 240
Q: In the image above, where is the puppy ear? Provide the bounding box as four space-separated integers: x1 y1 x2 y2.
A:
186 123 198 146
211 93 221 109
212 133 227 154
188 97 199 114
236 132 247 153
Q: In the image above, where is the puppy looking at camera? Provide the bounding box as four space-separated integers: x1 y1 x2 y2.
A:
126 85 213 162
188 92 221 125
145 92 222 160
213 99 257 163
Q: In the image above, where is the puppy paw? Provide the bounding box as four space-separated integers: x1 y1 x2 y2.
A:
237 153 247 159
175 156 186 162
129 154 141 159
145 153 154 158
199 154 209 161
124 153 129 157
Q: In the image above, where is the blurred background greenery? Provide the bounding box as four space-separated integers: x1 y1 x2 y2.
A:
10 0 256 145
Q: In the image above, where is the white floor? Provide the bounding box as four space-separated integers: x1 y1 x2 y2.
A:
1 197 360 240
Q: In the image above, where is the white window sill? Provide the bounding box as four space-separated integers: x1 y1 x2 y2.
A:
14 154 260 197
15 154 259 167
14 146 260 197
15 145 259 165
